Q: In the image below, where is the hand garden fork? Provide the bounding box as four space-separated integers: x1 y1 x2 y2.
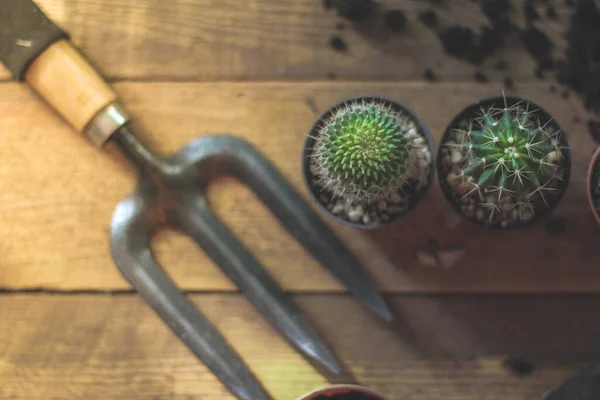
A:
0 1 393 399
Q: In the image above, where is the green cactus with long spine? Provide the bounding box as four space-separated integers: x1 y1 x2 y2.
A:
449 103 565 212
313 100 416 203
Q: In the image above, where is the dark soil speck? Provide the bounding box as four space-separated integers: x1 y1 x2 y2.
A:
550 85 557 93
556 0 600 114
437 0 512 65
504 77 514 89
326 0 378 22
520 26 554 71
330 35 348 52
424 69 437 82
504 357 535 377
546 6 557 20
524 0 540 22
385 10 407 32
474 71 488 83
561 89 570 99
439 26 479 62
419 10 438 28
535 67 545 79
588 120 600 143
494 60 508 71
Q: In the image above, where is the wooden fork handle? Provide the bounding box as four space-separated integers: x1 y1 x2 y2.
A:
0 0 127 145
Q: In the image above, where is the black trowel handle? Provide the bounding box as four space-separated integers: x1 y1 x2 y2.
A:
0 0 127 146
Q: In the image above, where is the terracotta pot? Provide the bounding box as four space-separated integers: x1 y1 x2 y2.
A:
296 384 388 400
586 146 600 226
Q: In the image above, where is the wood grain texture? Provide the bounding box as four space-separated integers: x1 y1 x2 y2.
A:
0 0 572 82
0 81 598 292
0 293 598 399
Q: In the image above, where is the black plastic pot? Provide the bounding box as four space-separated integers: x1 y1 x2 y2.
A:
436 96 571 229
302 95 435 229
296 384 388 400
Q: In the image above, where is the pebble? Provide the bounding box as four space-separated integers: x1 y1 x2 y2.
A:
454 180 472 198
547 150 562 163
413 137 425 146
447 172 458 183
332 203 344 214
347 205 365 222
422 149 431 163
408 128 417 136
389 193 403 203
455 132 467 143
438 248 466 269
451 149 463 164
362 214 371 224
511 208 519 220
499 196 512 210
521 208 534 221
476 209 486 221
416 249 438 267
388 206 406 214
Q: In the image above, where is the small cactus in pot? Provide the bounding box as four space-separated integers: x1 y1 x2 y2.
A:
302 96 434 228
438 95 571 229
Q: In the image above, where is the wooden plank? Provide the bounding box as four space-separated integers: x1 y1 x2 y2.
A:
0 81 597 292
0 293 597 399
0 0 570 82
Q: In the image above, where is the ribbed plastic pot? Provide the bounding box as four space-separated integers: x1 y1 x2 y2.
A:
302 95 435 230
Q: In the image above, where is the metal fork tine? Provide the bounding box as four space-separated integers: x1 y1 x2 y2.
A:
110 192 272 400
221 137 394 322
175 196 343 375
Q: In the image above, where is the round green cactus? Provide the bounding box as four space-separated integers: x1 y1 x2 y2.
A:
450 103 564 207
313 101 414 202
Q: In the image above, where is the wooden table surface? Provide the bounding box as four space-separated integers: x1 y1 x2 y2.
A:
1 1 599 399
